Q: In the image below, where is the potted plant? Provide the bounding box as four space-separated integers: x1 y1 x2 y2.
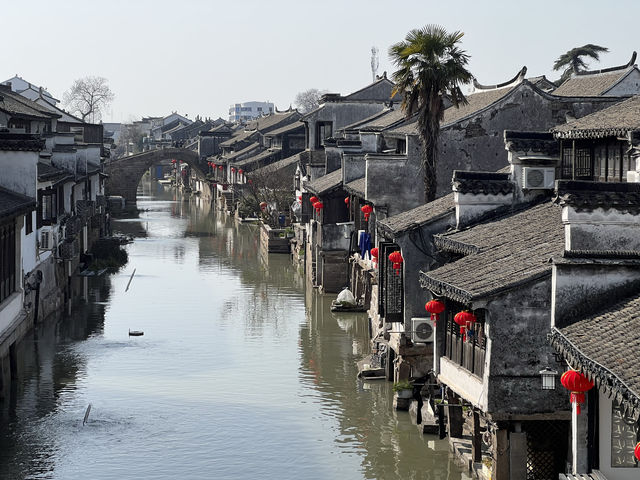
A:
392 379 413 399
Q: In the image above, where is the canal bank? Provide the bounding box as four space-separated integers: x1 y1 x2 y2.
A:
0 181 468 480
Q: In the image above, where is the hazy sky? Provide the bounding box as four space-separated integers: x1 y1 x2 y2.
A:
3 0 639 123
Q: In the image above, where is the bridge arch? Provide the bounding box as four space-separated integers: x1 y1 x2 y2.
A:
105 148 209 205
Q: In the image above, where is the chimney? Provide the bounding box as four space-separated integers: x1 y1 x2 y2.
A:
452 170 514 228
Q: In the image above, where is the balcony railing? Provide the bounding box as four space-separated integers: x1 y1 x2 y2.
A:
444 319 486 378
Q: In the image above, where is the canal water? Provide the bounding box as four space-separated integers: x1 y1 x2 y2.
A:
0 181 469 480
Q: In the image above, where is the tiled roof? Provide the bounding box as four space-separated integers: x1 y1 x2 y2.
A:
305 168 343 196
0 186 35 218
250 153 300 176
344 177 366 197
232 148 278 169
244 110 301 133
0 87 58 120
223 142 262 161
378 193 455 235
38 161 72 183
553 67 634 97
553 95 640 139
550 291 640 420
453 171 514 195
344 108 408 132
443 87 515 126
263 121 304 137
0 133 44 151
554 180 640 215
219 129 258 148
421 201 564 303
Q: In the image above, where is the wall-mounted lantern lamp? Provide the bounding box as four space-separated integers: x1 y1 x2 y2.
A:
539 367 558 390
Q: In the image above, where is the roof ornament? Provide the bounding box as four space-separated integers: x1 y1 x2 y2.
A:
575 51 637 76
472 66 527 92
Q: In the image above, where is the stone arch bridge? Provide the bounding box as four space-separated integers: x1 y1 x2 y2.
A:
105 148 208 205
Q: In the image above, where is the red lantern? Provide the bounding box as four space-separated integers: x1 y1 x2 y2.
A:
218 165 223 170
297 195 302 202
231 167 236 173
238 169 243 175
635 442 640 462
259 201 268 211
309 196 318 204
361 204 373 221
314 201 324 212
425 299 446 325
344 197 349 206
171 159 176 164
388 251 403 275
371 247 378 259
454 311 477 341
560 370 594 415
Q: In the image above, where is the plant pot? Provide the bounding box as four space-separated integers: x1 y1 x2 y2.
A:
396 389 413 399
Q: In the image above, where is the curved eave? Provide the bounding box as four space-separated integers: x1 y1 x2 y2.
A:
549 327 640 421
554 128 631 140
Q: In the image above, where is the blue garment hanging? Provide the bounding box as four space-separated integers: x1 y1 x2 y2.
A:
360 232 372 260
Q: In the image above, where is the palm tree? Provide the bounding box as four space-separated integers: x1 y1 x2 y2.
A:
389 25 472 202
553 44 609 83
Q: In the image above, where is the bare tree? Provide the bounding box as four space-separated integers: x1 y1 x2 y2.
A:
63 76 114 123
240 165 295 226
293 88 327 114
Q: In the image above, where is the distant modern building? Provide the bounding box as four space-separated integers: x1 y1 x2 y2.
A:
228 101 274 123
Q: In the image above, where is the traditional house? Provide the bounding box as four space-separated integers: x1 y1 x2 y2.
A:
553 52 640 98
548 181 640 480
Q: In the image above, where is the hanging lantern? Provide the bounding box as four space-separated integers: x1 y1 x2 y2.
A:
454 310 477 341
231 167 236 173
635 442 640 462
297 195 302 203
259 201 268 211
371 247 379 261
171 159 176 164
361 204 373 221
218 165 223 170
309 196 318 204
314 201 324 213
425 299 446 325
344 197 349 206
238 169 243 175
388 251 403 275
560 370 594 415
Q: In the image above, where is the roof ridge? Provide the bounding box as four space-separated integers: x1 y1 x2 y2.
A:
575 51 637 77
472 66 527 91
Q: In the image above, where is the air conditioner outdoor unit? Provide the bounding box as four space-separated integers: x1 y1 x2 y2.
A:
411 317 435 344
522 167 555 189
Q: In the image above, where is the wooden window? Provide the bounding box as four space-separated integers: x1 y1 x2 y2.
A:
378 242 403 323
0 220 17 303
444 305 486 378
25 212 33 235
575 148 593 179
316 122 333 149
561 147 573 179
396 139 407 154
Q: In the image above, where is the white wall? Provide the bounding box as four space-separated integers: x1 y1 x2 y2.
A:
598 393 640 480
606 69 640 96
0 150 38 198
21 211 37 274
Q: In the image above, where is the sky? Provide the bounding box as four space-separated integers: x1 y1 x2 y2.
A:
3 0 640 123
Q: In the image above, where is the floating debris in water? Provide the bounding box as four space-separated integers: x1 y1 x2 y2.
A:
83 404 92 426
